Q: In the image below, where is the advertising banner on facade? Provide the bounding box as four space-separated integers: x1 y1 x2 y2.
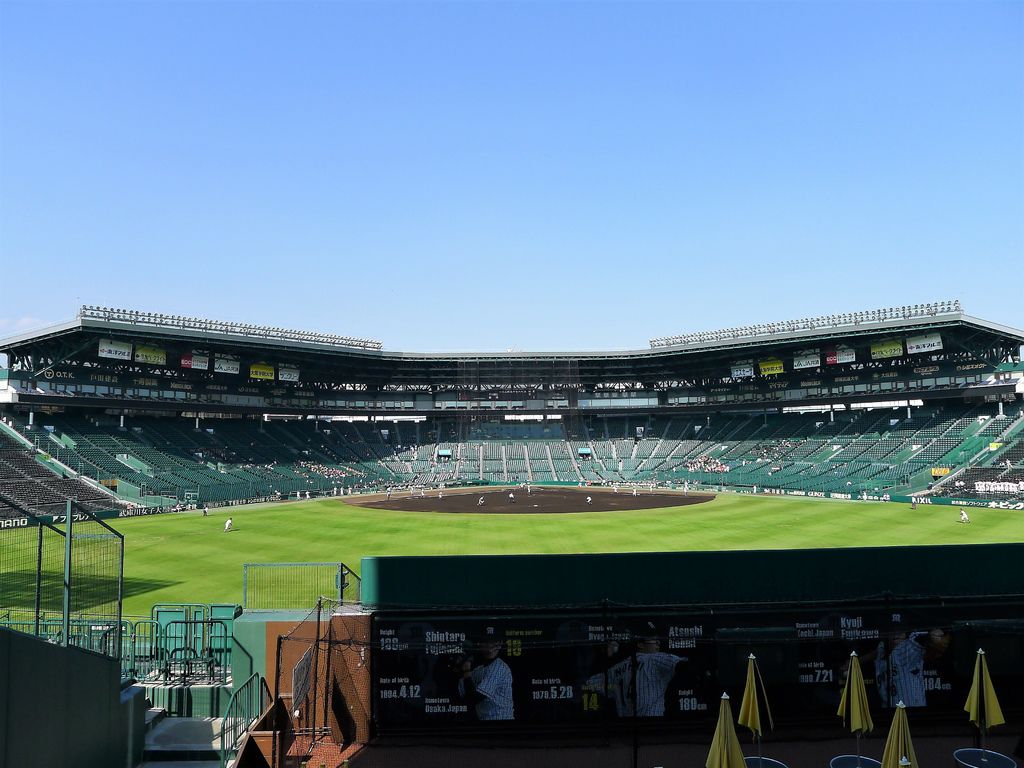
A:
180 352 209 371
730 360 754 379
134 345 167 366
793 350 821 370
906 333 943 355
825 346 856 365
214 357 240 375
250 363 275 381
870 339 904 360
759 358 785 376
278 366 300 382
98 339 133 361
374 600 1023 731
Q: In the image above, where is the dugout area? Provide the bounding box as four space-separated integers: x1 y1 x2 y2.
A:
224 542 1024 768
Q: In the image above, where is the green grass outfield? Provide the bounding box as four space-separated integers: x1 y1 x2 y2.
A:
111 492 1023 615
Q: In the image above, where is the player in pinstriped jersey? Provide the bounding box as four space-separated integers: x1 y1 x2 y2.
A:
457 635 515 720
584 621 686 717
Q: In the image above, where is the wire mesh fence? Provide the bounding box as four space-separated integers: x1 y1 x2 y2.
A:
271 596 372 768
243 562 360 609
0 499 124 658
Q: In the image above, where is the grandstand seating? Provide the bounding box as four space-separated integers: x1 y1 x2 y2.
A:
0 430 124 517
2 400 1021 507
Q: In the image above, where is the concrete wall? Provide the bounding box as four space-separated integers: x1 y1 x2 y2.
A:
0 627 127 768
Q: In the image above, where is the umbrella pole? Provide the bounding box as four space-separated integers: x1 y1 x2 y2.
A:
758 733 763 768
856 730 861 767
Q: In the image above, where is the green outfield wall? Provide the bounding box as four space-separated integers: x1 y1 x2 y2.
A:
360 543 1024 610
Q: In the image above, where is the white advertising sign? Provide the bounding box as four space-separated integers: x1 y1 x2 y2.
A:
906 333 943 355
214 357 240 375
98 339 132 361
793 350 821 370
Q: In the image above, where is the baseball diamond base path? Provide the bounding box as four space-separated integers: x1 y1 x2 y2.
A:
349 487 715 514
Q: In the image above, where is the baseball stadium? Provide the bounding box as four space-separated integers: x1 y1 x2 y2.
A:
2 301 1023 768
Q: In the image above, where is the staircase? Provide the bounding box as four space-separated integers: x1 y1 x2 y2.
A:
140 713 223 767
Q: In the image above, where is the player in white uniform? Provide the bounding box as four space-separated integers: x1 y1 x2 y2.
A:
224 517 233 533
458 639 515 720
586 496 592 505
585 624 684 717
478 496 485 507
959 509 971 523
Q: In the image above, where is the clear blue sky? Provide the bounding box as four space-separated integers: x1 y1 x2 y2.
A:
1 1 1021 352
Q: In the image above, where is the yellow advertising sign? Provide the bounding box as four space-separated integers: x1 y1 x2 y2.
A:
931 467 951 477
989 442 1004 452
870 339 903 360
134 345 167 366
249 363 275 380
759 358 784 376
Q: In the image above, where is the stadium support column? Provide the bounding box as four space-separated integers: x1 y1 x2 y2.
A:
907 405 911 418
195 416 200 430
28 410 34 427
999 401 1004 417
120 412 125 429
830 404 835 422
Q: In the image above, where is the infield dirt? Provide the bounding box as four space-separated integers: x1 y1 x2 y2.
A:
348 487 715 514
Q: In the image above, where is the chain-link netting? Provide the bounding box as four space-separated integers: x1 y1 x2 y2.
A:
0 501 123 657
271 597 372 768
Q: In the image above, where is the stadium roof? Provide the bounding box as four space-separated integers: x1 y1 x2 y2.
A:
1 303 1022 389
1 301 1022 361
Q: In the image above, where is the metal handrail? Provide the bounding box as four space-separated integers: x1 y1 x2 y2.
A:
219 673 272 768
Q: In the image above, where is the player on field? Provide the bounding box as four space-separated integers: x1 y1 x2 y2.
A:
959 509 971 524
224 517 233 533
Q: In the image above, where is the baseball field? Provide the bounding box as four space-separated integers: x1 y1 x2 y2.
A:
113 488 1022 615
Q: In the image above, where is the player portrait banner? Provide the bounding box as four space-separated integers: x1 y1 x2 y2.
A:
250 363 275 381
98 338 132 361
134 345 167 366
906 333 943 355
731 360 755 379
372 601 1014 732
278 366 300 382
870 339 904 360
214 357 240 375
759 358 785 376
180 352 209 371
825 345 856 365
793 349 821 370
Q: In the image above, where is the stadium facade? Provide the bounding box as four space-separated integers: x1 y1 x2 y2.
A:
1 301 1023 514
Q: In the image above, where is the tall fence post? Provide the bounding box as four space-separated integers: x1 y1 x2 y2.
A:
62 499 73 646
34 521 44 636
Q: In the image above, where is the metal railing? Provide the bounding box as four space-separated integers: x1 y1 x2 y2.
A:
220 672 273 768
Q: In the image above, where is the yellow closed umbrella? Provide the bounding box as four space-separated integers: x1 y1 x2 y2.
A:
965 648 1005 753
739 653 774 767
837 651 874 764
707 693 747 768
881 702 918 768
